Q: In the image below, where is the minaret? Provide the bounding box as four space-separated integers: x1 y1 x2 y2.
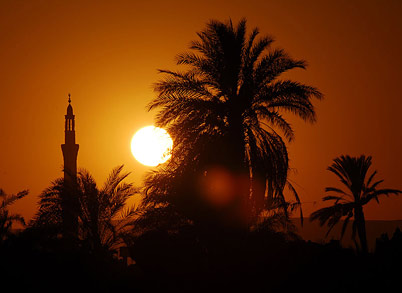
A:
62 94 79 180
61 94 79 238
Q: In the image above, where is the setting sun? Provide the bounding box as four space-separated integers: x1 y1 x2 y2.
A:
130 126 173 167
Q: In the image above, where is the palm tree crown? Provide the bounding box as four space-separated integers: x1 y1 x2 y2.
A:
311 155 401 253
32 165 137 252
145 18 322 227
0 189 28 243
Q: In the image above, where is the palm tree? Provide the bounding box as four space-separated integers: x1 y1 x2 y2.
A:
32 165 137 252
144 18 322 227
310 155 401 253
0 188 28 243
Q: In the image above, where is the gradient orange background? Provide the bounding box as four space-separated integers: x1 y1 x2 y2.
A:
1 0 401 222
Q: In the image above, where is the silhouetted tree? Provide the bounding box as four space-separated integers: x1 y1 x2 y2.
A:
32 165 137 252
32 178 64 232
376 227 402 255
143 18 322 228
310 155 401 253
0 188 28 243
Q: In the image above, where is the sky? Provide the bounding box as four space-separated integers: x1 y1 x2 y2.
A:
1 0 401 222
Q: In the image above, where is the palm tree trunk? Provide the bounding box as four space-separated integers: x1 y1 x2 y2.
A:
354 206 368 254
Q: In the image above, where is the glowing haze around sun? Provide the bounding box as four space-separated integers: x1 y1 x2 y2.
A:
131 126 173 166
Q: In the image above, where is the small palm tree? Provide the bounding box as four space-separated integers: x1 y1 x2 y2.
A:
310 155 401 253
77 167 138 252
32 165 137 252
145 18 322 227
0 188 28 243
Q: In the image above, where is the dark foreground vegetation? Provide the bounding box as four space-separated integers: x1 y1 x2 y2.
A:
1 226 402 292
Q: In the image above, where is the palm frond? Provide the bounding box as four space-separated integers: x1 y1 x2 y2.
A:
363 188 401 205
340 211 353 240
286 181 303 225
310 202 354 229
325 187 350 196
247 35 274 69
322 195 347 204
366 170 377 187
254 108 295 141
255 80 322 123
0 190 28 209
254 49 307 88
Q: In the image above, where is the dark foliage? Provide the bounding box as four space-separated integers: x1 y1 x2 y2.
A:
0 229 140 292
126 226 400 292
311 155 401 253
31 165 138 253
0 188 28 243
1 224 401 292
140 18 322 230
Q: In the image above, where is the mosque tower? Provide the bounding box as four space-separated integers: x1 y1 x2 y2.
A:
61 94 79 237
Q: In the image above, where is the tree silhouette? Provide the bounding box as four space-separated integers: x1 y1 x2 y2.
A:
32 165 137 252
310 155 401 253
143 18 322 228
0 188 28 243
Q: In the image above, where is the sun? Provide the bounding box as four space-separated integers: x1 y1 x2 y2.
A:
131 126 173 167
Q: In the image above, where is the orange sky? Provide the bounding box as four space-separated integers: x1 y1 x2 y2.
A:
1 0 401 222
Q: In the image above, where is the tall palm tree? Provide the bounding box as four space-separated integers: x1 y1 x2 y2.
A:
310 155 401 253
145 18 322 227
32 165 137 252
0 189 28 243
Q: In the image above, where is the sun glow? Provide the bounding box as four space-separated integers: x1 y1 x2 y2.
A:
131 126 173 167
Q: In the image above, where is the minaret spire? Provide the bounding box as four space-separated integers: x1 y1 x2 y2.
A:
61 95 79 238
